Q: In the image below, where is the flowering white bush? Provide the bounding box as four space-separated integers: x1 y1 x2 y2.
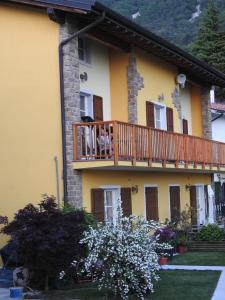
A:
80 202 171 300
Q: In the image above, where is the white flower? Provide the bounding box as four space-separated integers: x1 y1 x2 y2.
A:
59 270 65 280
78 203 170 299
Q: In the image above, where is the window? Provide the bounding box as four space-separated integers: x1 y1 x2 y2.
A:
146 101 168 130
78 37 90 64
154 104 166 130
91 187 132 223
104 188 121 224
80 93 93 118
154 105 162 129
104 190 114 223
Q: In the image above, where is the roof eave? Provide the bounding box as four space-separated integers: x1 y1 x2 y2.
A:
91 1 225 87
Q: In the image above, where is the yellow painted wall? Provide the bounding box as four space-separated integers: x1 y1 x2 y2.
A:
80 39 111 120
190 85 203 137
135 49 182 132
82 170 211 221
0 4 63 247
109 50 130 122
180 84 192 135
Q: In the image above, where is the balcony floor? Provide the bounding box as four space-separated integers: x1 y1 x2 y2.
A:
72 160 225 174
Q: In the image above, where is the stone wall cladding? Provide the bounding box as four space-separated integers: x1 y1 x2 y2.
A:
127 56 144 124
201 87 212 140
172 86 182 119
60 17 83 208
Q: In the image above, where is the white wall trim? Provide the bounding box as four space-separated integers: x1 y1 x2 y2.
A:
194 183 204 186
152 100 167 130
152 100 166 108
144 184 159 188
100 185 121 190
80 88 94 95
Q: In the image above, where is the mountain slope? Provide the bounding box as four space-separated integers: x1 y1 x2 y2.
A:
100 0 225 50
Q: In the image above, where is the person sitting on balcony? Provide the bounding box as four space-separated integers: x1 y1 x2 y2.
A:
97 127 113 159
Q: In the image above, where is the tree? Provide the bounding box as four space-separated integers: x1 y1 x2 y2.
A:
1 195 95 291
77 203 172 300
189 0 225 101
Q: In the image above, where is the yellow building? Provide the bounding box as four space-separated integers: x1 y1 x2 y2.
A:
1 0 225 247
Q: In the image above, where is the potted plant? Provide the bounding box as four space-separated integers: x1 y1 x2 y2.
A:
177 235 188 254
155 226 176 260
159 255 168 265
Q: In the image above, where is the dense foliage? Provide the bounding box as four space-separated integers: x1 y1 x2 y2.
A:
189 1 225 100
189 1 225 71
78 203 171 300
196 224 224 241
100 0 225 50
1 195 94 290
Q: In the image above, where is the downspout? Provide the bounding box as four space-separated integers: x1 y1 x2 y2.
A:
59 11 105 203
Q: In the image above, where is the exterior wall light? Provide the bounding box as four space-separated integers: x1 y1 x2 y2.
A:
80 72 88 81
185 184 191 191
131 185 139 193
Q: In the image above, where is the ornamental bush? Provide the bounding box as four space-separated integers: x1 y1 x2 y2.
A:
1 195 94 290
196 224 224 242
79 203 171 300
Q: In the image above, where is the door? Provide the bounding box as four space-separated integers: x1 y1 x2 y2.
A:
145 187 159 221
169 186 180 221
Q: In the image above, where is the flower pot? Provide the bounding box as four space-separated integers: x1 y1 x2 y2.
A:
177 245 187 254
159 257 168 265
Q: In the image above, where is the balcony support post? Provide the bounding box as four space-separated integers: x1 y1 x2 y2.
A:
73 124 78 161
113 121 119 166
132 125 136 166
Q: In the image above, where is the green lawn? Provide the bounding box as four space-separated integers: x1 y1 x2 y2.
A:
43 270 220 300
170 251 225 266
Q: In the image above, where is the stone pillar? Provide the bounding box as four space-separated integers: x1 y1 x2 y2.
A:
201 87 212 140
127 55 144 124
172 86 182 119
60 17 82 208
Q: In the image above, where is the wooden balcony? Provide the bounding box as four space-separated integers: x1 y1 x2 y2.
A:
72 121 225 173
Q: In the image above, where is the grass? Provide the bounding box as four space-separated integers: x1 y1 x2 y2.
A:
43 270 220 300
170 251 225 266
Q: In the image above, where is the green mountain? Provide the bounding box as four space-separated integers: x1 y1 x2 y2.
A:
100 0 225 50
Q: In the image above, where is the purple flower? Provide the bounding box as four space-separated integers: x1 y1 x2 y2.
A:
155 226 175 242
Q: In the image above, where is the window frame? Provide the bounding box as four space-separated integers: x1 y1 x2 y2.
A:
78 37 91 64
101 185 121 224
80 92 93 118
153 102 167 130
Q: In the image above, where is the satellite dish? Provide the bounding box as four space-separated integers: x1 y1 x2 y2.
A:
177 74 186 88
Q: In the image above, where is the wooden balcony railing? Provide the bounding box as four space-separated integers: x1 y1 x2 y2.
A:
73 121 225 168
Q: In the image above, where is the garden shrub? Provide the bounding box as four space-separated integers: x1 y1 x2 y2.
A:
1 195 93 290
76 203 171 300
196 224 224 242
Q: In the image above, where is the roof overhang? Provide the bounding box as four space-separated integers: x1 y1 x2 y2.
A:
89 2 225 87
3 0 225 87
3 0 96 13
